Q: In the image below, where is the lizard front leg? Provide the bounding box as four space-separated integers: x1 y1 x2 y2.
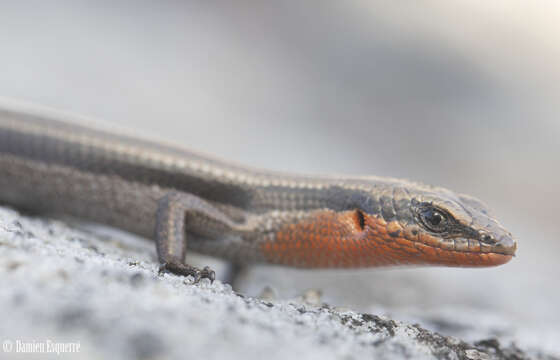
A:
155 191 235 283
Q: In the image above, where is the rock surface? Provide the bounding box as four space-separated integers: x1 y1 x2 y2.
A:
0 206 555 360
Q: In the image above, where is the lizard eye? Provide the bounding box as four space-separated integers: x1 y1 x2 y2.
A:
418 206 449 233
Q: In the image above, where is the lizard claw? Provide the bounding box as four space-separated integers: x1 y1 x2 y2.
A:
200 266 215 283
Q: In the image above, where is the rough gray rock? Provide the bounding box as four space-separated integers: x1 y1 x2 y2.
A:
0 206 555 360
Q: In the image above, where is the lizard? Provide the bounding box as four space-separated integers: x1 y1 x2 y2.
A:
0 98 517 282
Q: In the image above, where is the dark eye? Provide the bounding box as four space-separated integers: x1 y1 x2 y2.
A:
419 207 448 232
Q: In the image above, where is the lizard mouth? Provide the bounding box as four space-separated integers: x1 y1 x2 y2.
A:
369 217 517 267
418 235 517 256
410 233 516 267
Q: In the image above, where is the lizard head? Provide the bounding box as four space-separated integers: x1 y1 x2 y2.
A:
394 186 517 267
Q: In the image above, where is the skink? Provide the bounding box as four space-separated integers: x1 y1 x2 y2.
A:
0 99 517 282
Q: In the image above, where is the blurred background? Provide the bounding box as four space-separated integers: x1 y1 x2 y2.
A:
1 1 558 355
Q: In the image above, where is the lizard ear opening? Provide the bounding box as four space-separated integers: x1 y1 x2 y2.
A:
353 209 366 231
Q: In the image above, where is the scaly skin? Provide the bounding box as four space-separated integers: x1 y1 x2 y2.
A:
0 98 517 280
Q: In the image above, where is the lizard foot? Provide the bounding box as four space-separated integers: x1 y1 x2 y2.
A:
158 262 215 283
